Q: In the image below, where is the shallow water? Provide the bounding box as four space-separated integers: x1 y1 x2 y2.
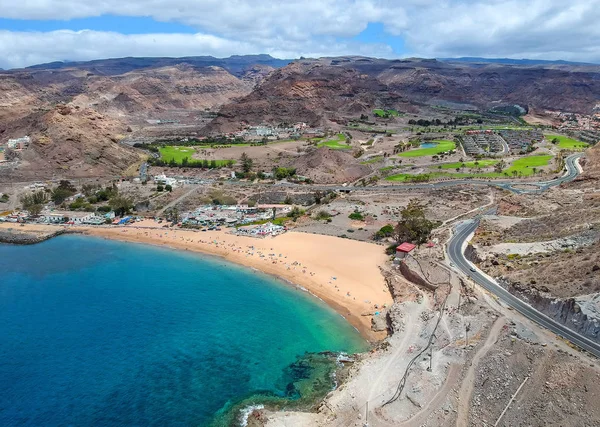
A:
0 235 367 426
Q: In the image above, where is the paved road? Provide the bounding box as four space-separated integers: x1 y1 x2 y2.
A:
447 217 600 358
237 153 584 195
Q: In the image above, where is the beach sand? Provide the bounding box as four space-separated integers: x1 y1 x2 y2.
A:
0 222 392 342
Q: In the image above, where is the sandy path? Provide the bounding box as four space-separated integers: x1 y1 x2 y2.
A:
456 317 507 427
1 222 392 342
367 297 429 404
397 363 462 427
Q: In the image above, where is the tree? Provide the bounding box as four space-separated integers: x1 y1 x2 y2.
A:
20 191 47 216
165 184 173 192
109 196 134 217
51 188 71 205
393 200 436 245
51 180 77 205
494 160 506 174
166 207 179 223
157 184 164 192
374 224 394 240
551 137 559 145
287 206 305 222
240 152 253 173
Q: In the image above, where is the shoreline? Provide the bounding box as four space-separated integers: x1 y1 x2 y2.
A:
0 222 392 342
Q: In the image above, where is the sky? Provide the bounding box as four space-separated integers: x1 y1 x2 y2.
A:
0 0 599 69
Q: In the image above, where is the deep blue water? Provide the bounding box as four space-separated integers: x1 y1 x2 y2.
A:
0 235 367 426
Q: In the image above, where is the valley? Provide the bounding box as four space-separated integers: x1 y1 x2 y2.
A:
1 54 600 427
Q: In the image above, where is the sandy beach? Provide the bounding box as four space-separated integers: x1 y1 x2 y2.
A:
0 222 392 342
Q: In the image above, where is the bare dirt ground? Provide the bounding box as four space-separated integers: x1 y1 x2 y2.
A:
256 252 600 427
294 188 490 242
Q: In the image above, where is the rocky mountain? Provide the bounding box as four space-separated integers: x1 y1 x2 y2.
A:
204 56 600 133
0 56 285 179
19 54 291 77
0 105 143 181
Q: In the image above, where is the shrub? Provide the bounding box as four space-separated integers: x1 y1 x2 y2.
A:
374 224 394 240
315 210 332 220
348 210 364 221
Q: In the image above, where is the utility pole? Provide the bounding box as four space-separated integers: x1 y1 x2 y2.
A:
427 334 435 372
363 401 369 427
428 345 433 372
465 322 471 348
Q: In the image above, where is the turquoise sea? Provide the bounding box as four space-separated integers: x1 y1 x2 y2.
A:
0 235 367 426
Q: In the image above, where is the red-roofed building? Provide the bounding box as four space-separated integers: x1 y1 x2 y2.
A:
396 242 416 258
426 242 435 248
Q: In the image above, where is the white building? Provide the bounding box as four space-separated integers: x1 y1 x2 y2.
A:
7 136 31 149
153 174 178 187
41 211 97 225
255 126 274 137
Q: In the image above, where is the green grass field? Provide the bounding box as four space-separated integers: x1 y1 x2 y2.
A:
503 155 553 176
373 109 400 117
317 133 351 149
388 154 554 181
398 140 456 157
439 160 499 169
547 135 589 150
159 146 196 163
159 146 233 166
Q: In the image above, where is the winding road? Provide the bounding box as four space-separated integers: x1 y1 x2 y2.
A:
264 153 585 195
447 214 600 358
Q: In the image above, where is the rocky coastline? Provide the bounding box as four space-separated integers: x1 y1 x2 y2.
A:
0 227 73 245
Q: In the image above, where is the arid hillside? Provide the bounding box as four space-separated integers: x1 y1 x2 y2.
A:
0 56 281 179
0 105 143 181
70 64 258 118
204 57 600 133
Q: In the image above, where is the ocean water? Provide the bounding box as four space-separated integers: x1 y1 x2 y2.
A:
0 235 368 426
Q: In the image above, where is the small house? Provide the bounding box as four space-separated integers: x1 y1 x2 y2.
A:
396 242 416 259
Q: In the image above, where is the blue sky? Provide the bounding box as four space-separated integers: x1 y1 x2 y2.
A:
0 16 198 35
0 0 597 69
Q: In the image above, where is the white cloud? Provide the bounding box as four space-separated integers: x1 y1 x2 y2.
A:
0 30 393 69
1 0 600 66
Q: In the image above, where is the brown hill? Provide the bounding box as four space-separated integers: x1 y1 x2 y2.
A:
0 59 277 180
0 105 142 181
285 148 370 184
204 57 600 133
71 64 257 119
